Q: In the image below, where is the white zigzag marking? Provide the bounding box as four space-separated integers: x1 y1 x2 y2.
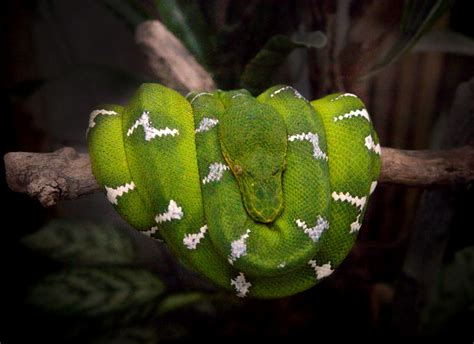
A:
331 191 366 210
155 200 183 223
104 182 135 205
333 108 370 122
202 162 230 184
308 260 334 280
370 181 378 195
278 262 286 268
143 226 159 237
127 111 179 141
230 272 251 298
350 214 362 234
332 191 368 234
183 225 208 250
269 86 306 100
288 132 328 161
296 216 329 242
365 135 381 155
87 109 118 135
189 92 212 104
228 229 251 265
231 93 245 99
330 93 357 102
346 182 378 234
195 117 219 133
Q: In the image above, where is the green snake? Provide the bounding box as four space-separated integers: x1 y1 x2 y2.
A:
87 83 381 298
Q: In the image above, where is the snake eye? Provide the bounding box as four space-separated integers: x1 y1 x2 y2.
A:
234 165 243 176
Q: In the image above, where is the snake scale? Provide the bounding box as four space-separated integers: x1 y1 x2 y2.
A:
87 83 381 298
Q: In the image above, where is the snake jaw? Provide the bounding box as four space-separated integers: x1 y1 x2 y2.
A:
222 150 285 224
238 172 284 223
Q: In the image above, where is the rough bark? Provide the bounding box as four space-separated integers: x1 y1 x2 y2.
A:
379 146 474 187
135 20 216 94
4 148 98 207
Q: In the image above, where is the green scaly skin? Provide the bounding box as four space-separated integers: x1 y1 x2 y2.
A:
87 83 381 298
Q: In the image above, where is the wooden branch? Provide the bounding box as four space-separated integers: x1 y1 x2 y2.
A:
135 20 216 93
4 148 98 207
379 146 474 187
4 19 473 206
4 146 473 207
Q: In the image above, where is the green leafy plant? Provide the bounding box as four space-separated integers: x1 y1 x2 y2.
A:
22 220 136 265
241 31 327 94
364 0 453 78
22 220 218 342
102 0 213 66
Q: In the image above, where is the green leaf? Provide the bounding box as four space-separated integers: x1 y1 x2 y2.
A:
421 246 474 334
27 267 165 317
22 220 136 265
364 0 453 78
153 0 214 66
241 31 327 95
413 29 474 56
157 292 209 316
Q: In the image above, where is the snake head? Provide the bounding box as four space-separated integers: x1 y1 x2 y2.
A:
231 152 285 223
219 96 287 223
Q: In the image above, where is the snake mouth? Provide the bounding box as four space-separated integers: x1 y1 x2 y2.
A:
238 173 284 223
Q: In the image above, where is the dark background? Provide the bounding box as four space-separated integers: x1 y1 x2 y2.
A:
2 0 473 342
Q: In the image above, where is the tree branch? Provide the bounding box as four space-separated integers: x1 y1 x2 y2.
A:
4 146 473 207
4 148 97 207
136 20 216 93
379 146 474 186
4 19 473 206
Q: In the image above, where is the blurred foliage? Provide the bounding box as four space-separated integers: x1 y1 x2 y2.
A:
22 220 136 265
103 0 305 89
241 31 326 95
102 0 214 67
28 0 470 96
27 267 165 317
421 246 474 336
365 0 453 78
414 29 474 56
100 0 466 90
152 0 214 67
157 291 210 316
21 220 229 342
102 0 148 28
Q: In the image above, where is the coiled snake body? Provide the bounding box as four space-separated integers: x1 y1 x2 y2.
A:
87 84 381 298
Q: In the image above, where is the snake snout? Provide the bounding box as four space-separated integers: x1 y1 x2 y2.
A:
241 175 284 223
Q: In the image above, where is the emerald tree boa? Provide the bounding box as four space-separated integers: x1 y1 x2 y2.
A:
87 84 381 298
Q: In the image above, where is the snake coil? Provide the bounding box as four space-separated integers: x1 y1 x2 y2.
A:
87 84 381 298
